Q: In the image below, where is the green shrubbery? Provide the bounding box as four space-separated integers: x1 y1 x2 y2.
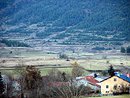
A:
121 46 130 54
0 39 30 47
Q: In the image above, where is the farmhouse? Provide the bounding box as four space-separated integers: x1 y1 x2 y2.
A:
100 72 130 95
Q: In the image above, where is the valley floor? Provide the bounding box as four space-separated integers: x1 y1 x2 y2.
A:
0 47 130 76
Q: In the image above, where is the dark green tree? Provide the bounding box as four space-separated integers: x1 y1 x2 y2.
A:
126 46 130 54
0 72 5 95
120 47 126 53
108 65 115 77
59 53 68 59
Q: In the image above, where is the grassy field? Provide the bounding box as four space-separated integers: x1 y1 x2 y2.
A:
87 95 130 98
0 48 130 76
0 67 73 76
39 67 72 75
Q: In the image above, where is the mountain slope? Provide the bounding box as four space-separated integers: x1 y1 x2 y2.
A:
0 0 130 47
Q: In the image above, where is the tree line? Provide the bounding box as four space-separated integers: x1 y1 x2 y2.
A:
120 46 130 54
0 39 30 47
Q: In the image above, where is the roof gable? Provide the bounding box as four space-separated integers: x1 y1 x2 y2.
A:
100 75 130 83
115 73 130 83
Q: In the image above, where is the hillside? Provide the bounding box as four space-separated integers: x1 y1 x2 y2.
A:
0 0 130 49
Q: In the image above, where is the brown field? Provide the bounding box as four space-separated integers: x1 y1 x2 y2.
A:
0 47 130 76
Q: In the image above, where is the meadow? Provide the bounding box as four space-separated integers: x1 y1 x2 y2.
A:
0 48 130 76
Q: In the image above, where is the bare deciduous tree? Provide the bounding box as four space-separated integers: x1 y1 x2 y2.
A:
47 68 91 98
48 68 70 82
71 61 84 78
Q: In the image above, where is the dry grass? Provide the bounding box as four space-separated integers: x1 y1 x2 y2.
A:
0 48 130 75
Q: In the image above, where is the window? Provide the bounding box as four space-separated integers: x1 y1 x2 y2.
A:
113 85 117 90
106 85 109 88
106 91 109 93
114 78 117 81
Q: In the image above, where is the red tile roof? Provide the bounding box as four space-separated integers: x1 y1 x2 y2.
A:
85 76 100 87
126 74 130 78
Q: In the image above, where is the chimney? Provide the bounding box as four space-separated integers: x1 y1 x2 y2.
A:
127 74 130 78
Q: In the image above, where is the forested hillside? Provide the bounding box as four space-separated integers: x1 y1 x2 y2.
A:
0 0 130 46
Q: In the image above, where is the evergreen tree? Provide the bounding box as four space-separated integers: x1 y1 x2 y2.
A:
121 47 126 53
126 46 130 53
108 65 115 77
0 72 5 95
24 66 42 90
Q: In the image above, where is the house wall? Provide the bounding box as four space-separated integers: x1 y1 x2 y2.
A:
101 76 130 95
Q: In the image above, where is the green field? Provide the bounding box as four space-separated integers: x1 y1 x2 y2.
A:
39 67 72 75
0 67 73 76
87 95 130 98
